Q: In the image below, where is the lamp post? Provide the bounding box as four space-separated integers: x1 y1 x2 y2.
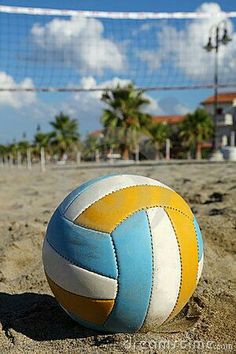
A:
204 21 232 158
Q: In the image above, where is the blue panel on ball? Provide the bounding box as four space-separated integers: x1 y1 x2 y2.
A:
59 174 115 215
194 216 203 261
46 209 118 279
104 210 153 333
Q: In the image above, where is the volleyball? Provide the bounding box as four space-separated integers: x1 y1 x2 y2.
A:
42 174 203 333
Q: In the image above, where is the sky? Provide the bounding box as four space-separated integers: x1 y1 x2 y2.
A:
0 1 236 144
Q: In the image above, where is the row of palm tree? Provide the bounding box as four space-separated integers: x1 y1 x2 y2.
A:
100 83 213 160
0 112 80 164
0 83 214 164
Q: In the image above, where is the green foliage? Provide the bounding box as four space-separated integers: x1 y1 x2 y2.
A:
17 140 30 153
82 134 102 161
147 122 170 159
101 83 151 159
0 144 7 155
179 108 213 159
49 112 80 157
34 131 52 148
0 112 80 163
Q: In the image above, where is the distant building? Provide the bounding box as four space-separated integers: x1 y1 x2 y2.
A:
152 115 185 129
152 114 212 157
202 92 236 148
89 130 104 138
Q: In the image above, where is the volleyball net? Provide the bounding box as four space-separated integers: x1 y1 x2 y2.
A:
0 4 236 92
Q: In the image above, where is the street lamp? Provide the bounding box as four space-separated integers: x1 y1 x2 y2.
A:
203 20 232 158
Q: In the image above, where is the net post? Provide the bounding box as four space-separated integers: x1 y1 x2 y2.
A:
165 139 170 160
17 150 22 168
27 148 32 170
40 147 46 172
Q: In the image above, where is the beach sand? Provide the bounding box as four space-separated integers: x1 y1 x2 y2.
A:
0 162 235 353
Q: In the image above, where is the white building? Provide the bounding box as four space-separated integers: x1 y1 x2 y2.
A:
202 92 236 148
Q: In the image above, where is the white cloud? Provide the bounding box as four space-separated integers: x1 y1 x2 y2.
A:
31 16 125 75
154 96 190 116
142 94 163 115
48 77 164 133
138 2 236 81
0 72 36 108
174 103 190 115
137 51 163 71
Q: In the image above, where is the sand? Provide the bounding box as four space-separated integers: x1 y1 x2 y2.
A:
0 162 235 353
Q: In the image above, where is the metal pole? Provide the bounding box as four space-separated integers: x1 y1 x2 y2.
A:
17 150 22 168
165 138 170 160
40 146 46 172
9 153 13 167
27 147 32 170
76 150 81 164
135 143 140 163
213 26 219 151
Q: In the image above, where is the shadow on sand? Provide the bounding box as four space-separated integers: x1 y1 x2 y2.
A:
0 292 99 341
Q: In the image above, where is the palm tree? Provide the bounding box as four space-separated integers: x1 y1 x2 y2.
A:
0 144 7 164
33 130 53 163
147 122 170 160
50 112 79 159
17 139 30 159
34 131 51 148
0 144 7 156
34 131 52 152
83 134 102 161
179 108 213 159
7 141 18 163
101 84 151 160
103 127 121 157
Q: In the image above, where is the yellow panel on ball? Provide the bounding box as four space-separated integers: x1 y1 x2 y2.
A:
46 274 115 324
75 185 193 233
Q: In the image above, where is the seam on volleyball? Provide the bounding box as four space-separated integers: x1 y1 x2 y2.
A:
61 211 111 236
62 175 117 215
61 180 99 215
139 210 155 329
193 218 200 283
61 174 160 216
162 210 183 324
71 184 174 222
103 232 119 328
108 233 119 298
59 189 85 216
110 205 193 233
45 272 114 301
45 237 117 281
77 205 193 234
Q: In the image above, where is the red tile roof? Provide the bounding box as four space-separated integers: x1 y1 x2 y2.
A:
202 92 236 104
152 115 185 124
89 130 104 137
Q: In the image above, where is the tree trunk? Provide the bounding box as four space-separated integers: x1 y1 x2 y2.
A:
122 145 129 160
95 149 100 162
196 142 202 160
155 142 160 160
155 151 161 160
122 128 130 160
135 143 139 162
